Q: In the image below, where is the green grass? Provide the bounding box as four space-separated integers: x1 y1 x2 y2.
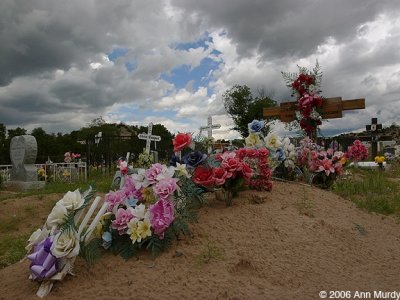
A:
333 168 400 215
0 234 29 268
0 174 114 202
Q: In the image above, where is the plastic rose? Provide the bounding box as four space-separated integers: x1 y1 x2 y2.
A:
46 203 68 229
212 167 229 186
248 120 264 134
265 133 283 150
112 208 134 234
192 165 214 186
149 199 174 239
245 133 263 147
153 178 179 201
51 230 80 259
183 151 207 169
57 189 84 211
25 228 50 253
172 132 193 152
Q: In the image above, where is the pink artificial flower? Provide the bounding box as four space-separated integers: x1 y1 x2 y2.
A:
317 158 335 176
212 167 229 186
105 190 126 212
153 178 179 201
112 208 134 235
221 157 242 173
149 199 175 239
123 176 144 201
145 163 165 184
118 160 128 176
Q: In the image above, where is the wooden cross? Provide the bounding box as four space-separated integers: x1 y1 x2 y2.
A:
200 115 221 153
138 123 161 154
365 117 392 158
263 97 365 123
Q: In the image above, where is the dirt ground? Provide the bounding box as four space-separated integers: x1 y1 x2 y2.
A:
1 181 400 300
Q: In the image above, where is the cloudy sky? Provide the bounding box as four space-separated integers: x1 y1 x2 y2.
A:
1 0 400 139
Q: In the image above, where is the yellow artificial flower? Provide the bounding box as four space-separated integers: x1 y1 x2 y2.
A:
142 187 156 204
245 133 263 147
265 133 282 150
137 219 152 240
340 157 348 165
375 156 385 164
95 213 112 237
127 220 140 244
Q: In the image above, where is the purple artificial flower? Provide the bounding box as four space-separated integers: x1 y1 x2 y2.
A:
123 176 144 202
183 151 207 169
105 190 126 212
27 237 59 281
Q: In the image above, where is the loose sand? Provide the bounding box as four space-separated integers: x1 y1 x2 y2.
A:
1 181 400 300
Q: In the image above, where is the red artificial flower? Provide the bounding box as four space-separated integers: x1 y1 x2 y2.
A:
192 166 214 186
313 96 323 107
241 162 253 179
172 133 192 152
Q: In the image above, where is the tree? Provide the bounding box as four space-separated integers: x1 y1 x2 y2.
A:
223 84 277 137
7 127 27 139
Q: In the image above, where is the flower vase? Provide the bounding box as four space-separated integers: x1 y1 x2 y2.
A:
353 161 359 168
214 188 233 206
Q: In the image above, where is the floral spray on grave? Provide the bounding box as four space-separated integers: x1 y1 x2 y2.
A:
282 62 324 140
98 145 204 260
25 187 108 298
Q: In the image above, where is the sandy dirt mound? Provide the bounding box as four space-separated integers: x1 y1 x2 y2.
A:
1 181 400 300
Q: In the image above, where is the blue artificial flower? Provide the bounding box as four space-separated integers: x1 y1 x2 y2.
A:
102 231 113 249
275 148 286 162
125 197 138 208
183 151 207 168
248 119 264 134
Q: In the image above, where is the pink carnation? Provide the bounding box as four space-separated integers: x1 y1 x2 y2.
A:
105 190 126 212
112 208 134 235
153 178 178 201
145 163 165 184
149 199 175 239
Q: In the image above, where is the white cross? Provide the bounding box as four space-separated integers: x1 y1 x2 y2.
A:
199 115 221 153
200 115 221 139
138 123 161 154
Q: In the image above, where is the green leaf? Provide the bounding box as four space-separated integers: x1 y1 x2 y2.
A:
80 238 103 265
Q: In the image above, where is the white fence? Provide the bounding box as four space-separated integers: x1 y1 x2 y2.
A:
0 162 87 183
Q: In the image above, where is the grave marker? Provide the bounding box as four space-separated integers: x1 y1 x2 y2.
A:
365 118 392 158
263 97 366 138
7 135 45 190
200 115 221 153
138 123 161 154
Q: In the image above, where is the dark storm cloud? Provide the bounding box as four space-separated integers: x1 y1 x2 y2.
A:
171 0 399 59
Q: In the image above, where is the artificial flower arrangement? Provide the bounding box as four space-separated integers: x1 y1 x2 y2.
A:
346 139 369 163
98 154 204 260
295 137 347 188
25 187 106 298
282 62 324 137
64 152 81 163
171 122 274 206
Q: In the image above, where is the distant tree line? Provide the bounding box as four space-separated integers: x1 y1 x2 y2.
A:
0 118 174 165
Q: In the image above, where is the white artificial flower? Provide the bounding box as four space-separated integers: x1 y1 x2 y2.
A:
25 228 50 252
265 133 283 150
57 189 84 210
51 230 80 259
46 203 68 229
129 204 149 221
131 169 149 189
175 163 190 178
156 165 175 181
